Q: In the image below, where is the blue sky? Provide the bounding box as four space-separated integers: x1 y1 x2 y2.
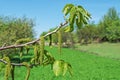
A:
0 0 120 38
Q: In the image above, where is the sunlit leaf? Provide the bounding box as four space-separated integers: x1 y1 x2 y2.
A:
68 63 73 76
53 60 63 76
62 63 68 76
53 60 73 76
76 18 82 29
62 4 74 16
63 4 91 32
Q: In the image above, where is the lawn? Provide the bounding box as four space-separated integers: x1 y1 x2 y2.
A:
75 42 120 59
0 46 120 80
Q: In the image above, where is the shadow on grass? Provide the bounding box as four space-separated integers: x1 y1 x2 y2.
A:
11 54 33 63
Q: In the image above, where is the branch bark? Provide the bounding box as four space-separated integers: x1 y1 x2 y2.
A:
0 21 68 51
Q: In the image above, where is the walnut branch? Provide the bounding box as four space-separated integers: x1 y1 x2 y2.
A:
0 59 24 66
0 59 39 68
0 21 68 67
0 21 68 51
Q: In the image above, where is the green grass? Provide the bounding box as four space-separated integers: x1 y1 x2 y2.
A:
1 46 120 80
75 42 120 59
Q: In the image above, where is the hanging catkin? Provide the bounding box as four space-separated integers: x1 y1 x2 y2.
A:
58 29 62 54
22 62 30 80
39 36 45 65
34 45 38 64
3 57 11 80
20 47 23 58
11 65 15 80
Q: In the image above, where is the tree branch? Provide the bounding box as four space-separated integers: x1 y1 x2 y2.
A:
0 21 68 51
0 59 24 66
0 58 39 68
0 21 68 67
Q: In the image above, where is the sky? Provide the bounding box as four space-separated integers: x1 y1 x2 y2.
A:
0 0 120 38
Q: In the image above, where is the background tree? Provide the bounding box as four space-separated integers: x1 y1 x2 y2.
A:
76 23 98 44
106 20 120 42
98 7 120 42
0 16 34 46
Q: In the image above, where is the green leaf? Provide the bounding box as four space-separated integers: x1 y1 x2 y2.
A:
77 5 86 13
77 5 91 20
20 52 23 58
69 7 76 24
76 18 82 29
30 58 35 63
76 11 83 29
62 4 74 16
68 63 73 76
62 63 68 76
44 50 55 64
53 60 73 76
76 12 81 23
64 25 74 32
63 4 91 32
69 23 74 32
53 60 63 76
64 26 70 32
82 16 88 24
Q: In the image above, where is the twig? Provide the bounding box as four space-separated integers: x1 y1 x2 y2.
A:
0 59 24 66
0 59 39 68
2 43 6 48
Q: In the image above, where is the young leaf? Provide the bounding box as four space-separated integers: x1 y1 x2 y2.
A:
63 4 91 32
44 51 55 64
64 26 70 32
53 60 73 76
30 58 35 64
68 63 73 76
62 4 74 16
53 60 63 76
76 18 80 29
62 63 68 76
69 7 76 24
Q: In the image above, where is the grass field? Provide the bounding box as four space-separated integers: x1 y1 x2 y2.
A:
0 46 120 80
75 42 120 59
